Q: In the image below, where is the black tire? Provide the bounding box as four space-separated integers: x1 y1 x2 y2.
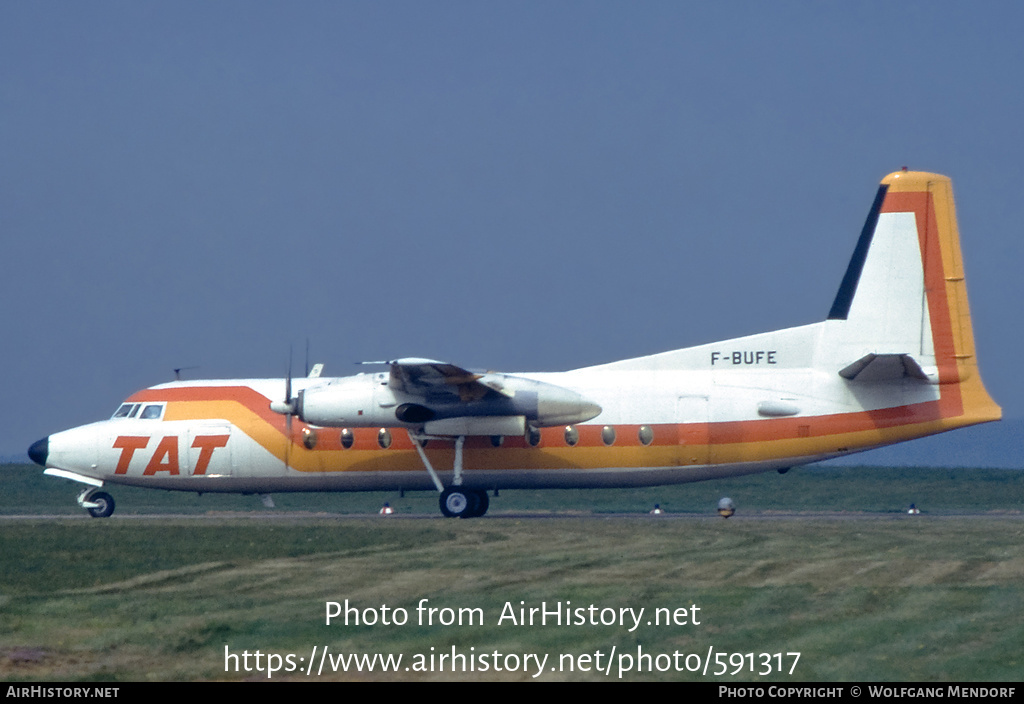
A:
468 489 489 517
87 492 115 518
439 488 490 518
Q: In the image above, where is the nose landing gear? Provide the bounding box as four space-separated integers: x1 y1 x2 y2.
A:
78 488 115 518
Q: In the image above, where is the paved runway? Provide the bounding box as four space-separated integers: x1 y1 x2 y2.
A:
2 510 1021 521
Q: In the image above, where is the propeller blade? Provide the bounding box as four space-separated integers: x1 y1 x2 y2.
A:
285 347 293 469
286 346 293 407
285 411 292 470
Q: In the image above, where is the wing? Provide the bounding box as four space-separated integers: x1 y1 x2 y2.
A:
386 358 514 402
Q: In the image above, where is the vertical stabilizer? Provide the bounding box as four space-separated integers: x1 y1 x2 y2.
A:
826 171 1000 430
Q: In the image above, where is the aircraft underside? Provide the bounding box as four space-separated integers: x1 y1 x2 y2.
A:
99 458 806 494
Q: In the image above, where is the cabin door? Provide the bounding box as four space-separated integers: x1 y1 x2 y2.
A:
676 395 710 467
186 426 234 477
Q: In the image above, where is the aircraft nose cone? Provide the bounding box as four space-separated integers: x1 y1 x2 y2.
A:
28 437 49 467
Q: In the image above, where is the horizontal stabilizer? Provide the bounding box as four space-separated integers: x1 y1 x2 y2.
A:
838 353 934 383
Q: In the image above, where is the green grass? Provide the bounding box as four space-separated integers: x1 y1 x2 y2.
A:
2 464 1022 681
3 518 1024 681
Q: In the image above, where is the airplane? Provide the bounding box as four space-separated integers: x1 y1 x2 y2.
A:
27 170 1001 518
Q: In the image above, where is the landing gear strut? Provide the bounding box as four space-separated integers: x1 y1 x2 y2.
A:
409 431 491 518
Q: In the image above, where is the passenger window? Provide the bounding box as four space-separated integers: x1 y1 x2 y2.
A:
139 405 163 420
340 428 354 449
601 425 616 446
527 427 541 447
302 427 318 449
377 428 392 449
638 425 654 446
564 426 579 447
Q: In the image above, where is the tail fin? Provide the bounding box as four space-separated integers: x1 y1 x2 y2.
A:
826 170 1000 429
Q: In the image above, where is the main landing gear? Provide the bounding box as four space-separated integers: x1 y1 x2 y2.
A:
440 487 490 518
78 488 115 518
409 432 491 518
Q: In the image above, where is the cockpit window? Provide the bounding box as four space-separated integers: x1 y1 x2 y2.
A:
139 404 164 420
112 403 140 419
112 403 164 419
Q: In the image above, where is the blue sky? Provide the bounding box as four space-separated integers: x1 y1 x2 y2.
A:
3 1 1022 463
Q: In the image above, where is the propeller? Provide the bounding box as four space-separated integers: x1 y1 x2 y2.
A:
269 349 297 468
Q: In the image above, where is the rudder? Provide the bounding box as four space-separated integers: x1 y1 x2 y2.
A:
827 170 1000 428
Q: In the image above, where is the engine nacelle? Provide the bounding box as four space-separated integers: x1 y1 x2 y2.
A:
293 372 602 431
297 375 397 427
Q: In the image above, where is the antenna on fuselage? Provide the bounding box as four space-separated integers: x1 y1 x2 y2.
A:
173 366 200 381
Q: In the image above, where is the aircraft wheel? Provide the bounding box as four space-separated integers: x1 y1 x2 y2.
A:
440 488 470 518
440 488 490 518
468 489 489 517
87 492 115 518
